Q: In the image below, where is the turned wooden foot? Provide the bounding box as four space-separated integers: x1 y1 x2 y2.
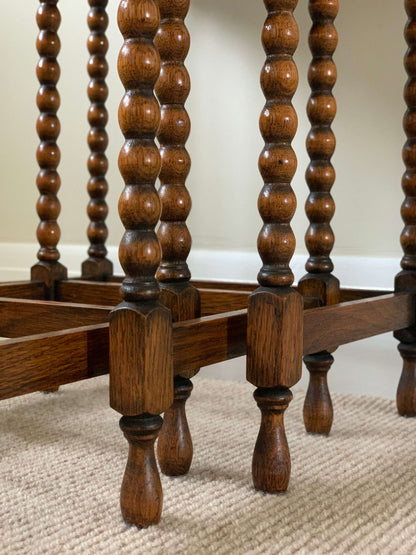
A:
119 414 163 527
303 351 334 435
157 376 193 476
397 343 416 416
252 386 293 493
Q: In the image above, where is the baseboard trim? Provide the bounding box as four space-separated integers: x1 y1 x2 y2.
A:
0 242 399 289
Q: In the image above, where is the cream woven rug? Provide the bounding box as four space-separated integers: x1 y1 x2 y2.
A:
1 375 415 554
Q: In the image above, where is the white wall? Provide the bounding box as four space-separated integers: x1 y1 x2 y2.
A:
0 1 409 399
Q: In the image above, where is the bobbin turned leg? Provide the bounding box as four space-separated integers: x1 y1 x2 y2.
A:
394 1 416 418
303 352 334 435
110 0 173 527
248 290 303 493
157 377 193 476
154 0 200 476
298 0 340 435
31 0 67 299
247 0 302 493
82 0 113 280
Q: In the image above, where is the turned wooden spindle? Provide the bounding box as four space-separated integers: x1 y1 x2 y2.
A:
82 0 113 280
155 0 193 286
157 376 193 476
154 0 200 475
247 0 303 494
394 0 416 417
303 352 334 435
303 0 338 277
110 0 173 527
154 0 200 327
119 415 164 526
298 0 340 435
31 0 67 298
252 387 293 492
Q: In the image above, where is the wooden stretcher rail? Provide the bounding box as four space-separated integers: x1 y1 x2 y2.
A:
58 280 121 305
0 324 109 400
172 309 247 373
0 293 412 400
0 281 45 300
303 292 414 354
174 293 414 372
57 280 251 315
0 297 111 337
58 279 391 315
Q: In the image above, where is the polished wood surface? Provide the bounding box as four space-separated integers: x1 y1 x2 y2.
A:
252 387 292 493
304 293 414 354
58 280 248 315
119 414 164 526
157 376 193 476
0 298 110 337
303 351 334 435
155 0 200 401
173 309 247 373
31 0 67 297
303 0 338 276
0 281 46 300
156 0 193 285
109 0 173 527
1 292 414 403
247 0 303 388
394 0 416 416
57 279 388 310
82 0 113 280
298 0 340 436
247 0 303 496
0 323 108 401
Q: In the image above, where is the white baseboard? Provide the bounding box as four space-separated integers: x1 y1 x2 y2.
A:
0 242 400 289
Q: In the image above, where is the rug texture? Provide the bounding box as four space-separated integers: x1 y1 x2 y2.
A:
0 376 415 554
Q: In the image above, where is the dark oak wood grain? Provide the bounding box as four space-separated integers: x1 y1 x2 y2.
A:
82 0 113 280
247 0 303 496
0 298 110 337
0 281 46 300
155 0 193 285
119 415 164 527
57 280 249 315
302 0 338 276
172 309 247 374
31 0 67 297
297 0 340 436
155 6 200 475
1 293 413 403
157 376 193 476
57 280 122 305
247 288 303 389
303 351 334 435
199 288 250 314
110 0 173 527
0 323 108 401
304 293 415 355
252 387 292 493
